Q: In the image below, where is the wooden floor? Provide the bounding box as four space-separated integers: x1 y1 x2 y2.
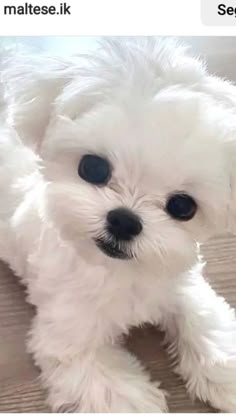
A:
0 235 236 413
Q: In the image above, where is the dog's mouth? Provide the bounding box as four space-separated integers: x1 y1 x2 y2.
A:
95 238 132 260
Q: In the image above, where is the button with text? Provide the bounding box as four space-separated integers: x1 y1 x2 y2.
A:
202 0 236 25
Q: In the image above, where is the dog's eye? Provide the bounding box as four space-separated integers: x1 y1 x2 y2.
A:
78 154 111 185
166 193 197 221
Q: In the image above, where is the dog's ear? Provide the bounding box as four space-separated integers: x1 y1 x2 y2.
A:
203 75 236 233
1 47 77 151
228 145 236 233
2 47 107 153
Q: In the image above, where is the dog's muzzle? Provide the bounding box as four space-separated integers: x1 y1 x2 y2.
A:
94 207 142 260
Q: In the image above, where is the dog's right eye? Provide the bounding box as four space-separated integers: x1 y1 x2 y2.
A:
78 154 111 185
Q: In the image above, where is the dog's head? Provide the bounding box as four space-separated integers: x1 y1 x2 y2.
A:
7 38 236 270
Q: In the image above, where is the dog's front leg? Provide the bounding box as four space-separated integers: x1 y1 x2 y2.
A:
163 265 236 412
28 313 167 413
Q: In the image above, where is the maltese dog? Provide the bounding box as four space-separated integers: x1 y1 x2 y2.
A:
0 37 236 412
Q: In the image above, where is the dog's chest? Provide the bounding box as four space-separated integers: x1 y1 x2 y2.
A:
27 240 169 339
21 219 181 356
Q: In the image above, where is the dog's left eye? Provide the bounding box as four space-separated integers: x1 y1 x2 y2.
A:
78 154 111 185
166 193 197 221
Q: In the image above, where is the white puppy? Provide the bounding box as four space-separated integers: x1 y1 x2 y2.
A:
0 37 236 412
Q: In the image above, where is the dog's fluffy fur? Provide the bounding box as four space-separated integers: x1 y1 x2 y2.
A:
0 37 236 412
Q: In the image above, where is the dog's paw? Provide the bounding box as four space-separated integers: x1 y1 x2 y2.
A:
204 384 236 413
101 380 168 413
184 358 236 413
48 379 167 413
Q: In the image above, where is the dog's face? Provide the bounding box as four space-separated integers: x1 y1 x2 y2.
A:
10 39 234 270
40 82 236 269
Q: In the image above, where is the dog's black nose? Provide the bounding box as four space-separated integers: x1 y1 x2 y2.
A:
107 208 142 241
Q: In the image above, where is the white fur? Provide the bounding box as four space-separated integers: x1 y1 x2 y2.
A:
0 37 236 412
